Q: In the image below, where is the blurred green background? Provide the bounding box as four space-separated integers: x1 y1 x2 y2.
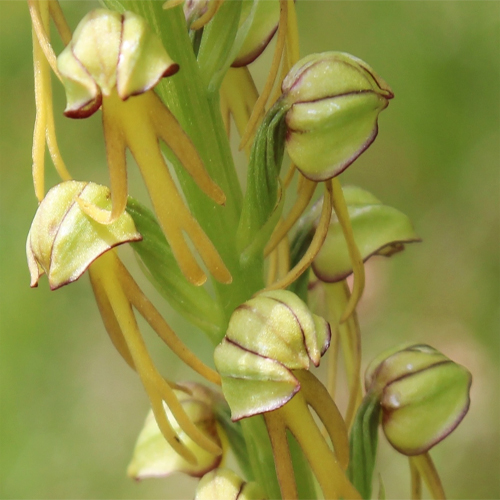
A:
1 1 499 498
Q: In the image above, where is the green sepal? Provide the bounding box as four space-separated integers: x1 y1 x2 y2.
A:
237 99 288 263
126 197 225 342
348 392 381 500
232 0 280 67
215 337 300 421
381 360 472 456
313 186 420 282
240 417 282 500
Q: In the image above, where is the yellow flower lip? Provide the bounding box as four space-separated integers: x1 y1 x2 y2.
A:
57 9 179 119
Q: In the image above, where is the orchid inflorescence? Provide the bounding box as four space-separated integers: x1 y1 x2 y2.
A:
26 1 471 499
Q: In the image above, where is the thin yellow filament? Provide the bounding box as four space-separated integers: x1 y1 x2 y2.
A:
31 0 71 201
45 101 71 182
410 453 446 500
96 253 222 459
324 281 362 430
283 162 296 189
285 0 300 66
162 0 184 10
276 234 290 279
123 93 231 285
32 30 48 202
410 458 422 500
295 370 349 470
28 0 61 81
145 381 198 465
343 315 363 430
220 68 259 156
270 0 300 106
266 248 279 287
89 265 136 370
326 319 340 400
280 391 361 499
191 0 225 30
264 175 316 257
77 95 128 225
48 0 72 45
149 91 226 206
239 0 288 151
264 410 298 500
116 260 222 386
270 45 290 106
331 178 365 323
94 255 195 463
264 179 332 292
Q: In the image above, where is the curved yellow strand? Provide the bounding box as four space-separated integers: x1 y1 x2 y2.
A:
264 175 316 257
331 178 365 323
116 260 222 386
239 0 288 151
264 179 332 292
28 0 61 80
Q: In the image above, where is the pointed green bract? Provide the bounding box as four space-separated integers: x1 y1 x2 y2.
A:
237 100 288 263
348 393 381 500
232 0 280 67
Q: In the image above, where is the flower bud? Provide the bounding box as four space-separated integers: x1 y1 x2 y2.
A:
214 290 330 420
128 383 224 480
195 468 267 500
26 181 141 290
312 186 420 282
57 9 179 118
366 344 472 455
282 52 394 181
183 0 210 27
232 1 280 67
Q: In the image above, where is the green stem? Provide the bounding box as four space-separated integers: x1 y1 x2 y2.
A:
410 453 446 500
324 281 363 429
282 392 361 499
241 416 282 500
